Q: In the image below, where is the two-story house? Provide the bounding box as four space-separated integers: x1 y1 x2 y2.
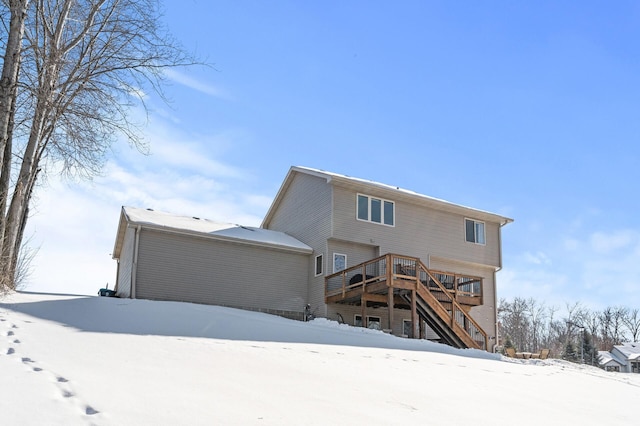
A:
112 166 512 351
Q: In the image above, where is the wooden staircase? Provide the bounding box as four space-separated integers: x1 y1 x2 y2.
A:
325 254 488 350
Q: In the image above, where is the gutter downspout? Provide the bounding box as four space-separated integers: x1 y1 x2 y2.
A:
131 225 141 299
493 218 509 352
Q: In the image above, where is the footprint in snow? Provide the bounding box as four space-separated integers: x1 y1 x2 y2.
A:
7 347 15 355
85 406 99 415
13 339 20 344
7 330 14 336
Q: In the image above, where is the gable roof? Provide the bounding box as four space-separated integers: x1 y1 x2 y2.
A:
612 342 640 360
598 350 625 367
262 166 513 228
113 206 312 259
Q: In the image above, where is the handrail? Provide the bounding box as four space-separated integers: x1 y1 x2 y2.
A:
325 254 389 298
415 259 488 350
324 253 488 350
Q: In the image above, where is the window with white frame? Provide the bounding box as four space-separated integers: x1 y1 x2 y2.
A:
354 315 381 330
357 194 394 226
403 319 413 338
314 254 323 276
333 253 347 273
465 218 485 244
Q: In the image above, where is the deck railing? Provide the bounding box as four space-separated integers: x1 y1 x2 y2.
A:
325 253 488 350
325 254 388 297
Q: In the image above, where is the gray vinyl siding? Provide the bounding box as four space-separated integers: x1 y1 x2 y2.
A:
331 185 502 268
327 239 378 272
265 172 332 317
134 229 309 314
116 226 135 298
430 257 498 343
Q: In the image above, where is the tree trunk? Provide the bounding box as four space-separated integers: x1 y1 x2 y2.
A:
0 0 30 291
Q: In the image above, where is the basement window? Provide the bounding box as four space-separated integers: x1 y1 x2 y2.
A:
357 194 394 226
403 320 413 338
465 218 485 245
355 315 381 330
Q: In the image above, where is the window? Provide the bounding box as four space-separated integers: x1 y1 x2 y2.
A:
465 218 485 244
356 194 394 226
333 253 347 273
403 320 413 338
355 315 381 330
314 254 323 276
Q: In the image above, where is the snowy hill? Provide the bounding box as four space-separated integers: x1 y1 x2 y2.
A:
1 292 638 425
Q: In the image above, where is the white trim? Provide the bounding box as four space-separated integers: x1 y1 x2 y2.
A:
333 252 347 273
356 193 395 227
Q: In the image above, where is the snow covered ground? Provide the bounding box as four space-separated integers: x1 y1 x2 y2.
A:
1 292 638 425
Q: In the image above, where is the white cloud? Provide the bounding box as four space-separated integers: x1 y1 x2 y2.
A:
503 226 640 310
522 251 551 265
21 112 268 296
589 230 636 253
164 68 230 99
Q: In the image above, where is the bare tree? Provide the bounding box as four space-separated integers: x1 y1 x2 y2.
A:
526 298 547 352
0 0 30 293
498 297 532 351
623 308 640 343
0 0 196 291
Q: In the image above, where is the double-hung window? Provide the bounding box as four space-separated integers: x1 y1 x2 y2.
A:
465 218 485 245
357 194 394 226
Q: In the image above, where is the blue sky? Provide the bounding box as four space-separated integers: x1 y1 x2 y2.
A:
24 1 640 311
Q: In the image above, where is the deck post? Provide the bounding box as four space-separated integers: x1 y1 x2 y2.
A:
387 286 394 331
411 288 418 339
361 294 367 328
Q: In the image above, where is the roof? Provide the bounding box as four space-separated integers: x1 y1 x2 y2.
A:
612 342 640 360
113 206 312 258
598 350 625 366
262 166 514 228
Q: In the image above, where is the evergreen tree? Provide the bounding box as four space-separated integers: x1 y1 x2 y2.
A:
503 335 515 353
563 341 579 362
582 332 600 366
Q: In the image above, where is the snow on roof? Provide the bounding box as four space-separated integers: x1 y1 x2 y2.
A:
613 342 640 360
598 350 625 366
122 206 312 253
291 166 513 225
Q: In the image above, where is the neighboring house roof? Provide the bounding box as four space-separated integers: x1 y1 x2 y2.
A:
613 342 640 361
598 350 625 367
113 206 313 259
262 166 514 228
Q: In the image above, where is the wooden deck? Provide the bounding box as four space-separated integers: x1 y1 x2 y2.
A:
325 253 488 350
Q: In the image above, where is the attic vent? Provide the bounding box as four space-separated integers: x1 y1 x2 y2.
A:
146 208 154 211
192 217 200 220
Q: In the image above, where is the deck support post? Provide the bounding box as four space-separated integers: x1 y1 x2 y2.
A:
387 286 394 331
360 294 367 328
411 288 418 339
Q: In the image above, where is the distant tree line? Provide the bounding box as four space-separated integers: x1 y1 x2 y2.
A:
498 297 640 365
